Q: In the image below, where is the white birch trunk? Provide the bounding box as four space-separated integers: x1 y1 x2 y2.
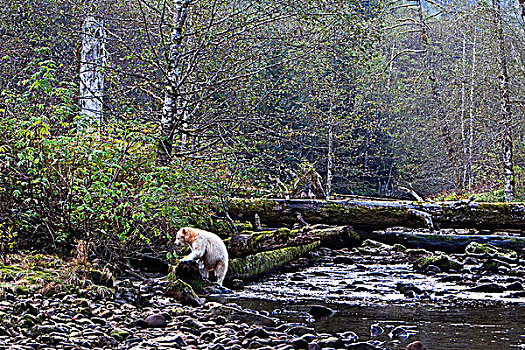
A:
460 35 467 190
158 0 190 165
80 16 105 130
467 31 477 191
326 120 333 200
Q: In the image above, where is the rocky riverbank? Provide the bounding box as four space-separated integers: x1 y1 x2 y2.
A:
0 275 427 350
2 234 525 350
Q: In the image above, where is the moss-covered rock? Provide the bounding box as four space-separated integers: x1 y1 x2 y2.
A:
465 242 518 262
415 254 463 272
405 249 433 262
164 279 204 306
167 260 216 293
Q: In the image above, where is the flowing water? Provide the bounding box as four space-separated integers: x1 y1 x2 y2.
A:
216 254 525 349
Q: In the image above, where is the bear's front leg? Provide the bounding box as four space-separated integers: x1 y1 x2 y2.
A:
197 261 210 281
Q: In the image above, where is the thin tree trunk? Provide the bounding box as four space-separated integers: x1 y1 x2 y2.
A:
79 16 105 131
493 0 515 201
326 96 334 200
460 34 467 190
158 0 190 165
467 30 477 191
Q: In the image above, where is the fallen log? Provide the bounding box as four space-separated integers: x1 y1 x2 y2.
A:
227 242 319 281
369 228 525 253
227 225 361 258
224 198 525 231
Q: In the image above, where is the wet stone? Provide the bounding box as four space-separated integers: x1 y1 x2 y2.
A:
468 283 506 293
246 327 270 338
144 314 167 328
307 305 334 318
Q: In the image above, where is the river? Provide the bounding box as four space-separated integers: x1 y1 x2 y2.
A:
215 248 525 350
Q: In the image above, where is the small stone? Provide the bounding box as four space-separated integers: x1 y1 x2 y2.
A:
370 324 384 337
389 326 408 340
144 314 167 328
346 342 379 349
307 342 321 350
334 256 354 264
339 330 359 342
200 330 216 342
507 281 524 291
246 327 270 338
468 283 506 293
289 337 309 349
230 279 245 290
182 318 204 329
210 344 226 350
425 265 441 274
307 305 334 318
286 325 314 336
406 340 427 350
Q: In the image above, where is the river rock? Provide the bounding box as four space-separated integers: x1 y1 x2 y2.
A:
289 336 309 349
307 305 334 317
346 342 379 350
389 326 409 340
406 340 427 350
465 242 518 262
144 314 167 328
209 303 277 327
285 325 315 336
246 327 271 338
307 342 321 350
506 281 524 291
164 279 205 306
370 323 384 336
415 254 462 272
468 283 506 293
315 336 339 348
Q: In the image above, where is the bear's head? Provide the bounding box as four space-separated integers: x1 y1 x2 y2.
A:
174 227 188 245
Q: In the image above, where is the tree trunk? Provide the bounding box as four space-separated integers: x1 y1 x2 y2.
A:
493 0 515 202
467 30 477 191
228 225 361 258
158 0 190 165
460 34 467 190
326 105 334 200
223 198 525 231
79 16 105 130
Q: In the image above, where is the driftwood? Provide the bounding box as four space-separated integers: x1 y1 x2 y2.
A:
370 229 525 253
224 198 525 231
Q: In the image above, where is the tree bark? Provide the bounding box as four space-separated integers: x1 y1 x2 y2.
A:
223 198 525 231
467 30 477 191
227 225 361 258
158 0 190 165
79 16 105 130
493 0 515 202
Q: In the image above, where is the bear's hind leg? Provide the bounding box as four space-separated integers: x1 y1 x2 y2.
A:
215 261 227 286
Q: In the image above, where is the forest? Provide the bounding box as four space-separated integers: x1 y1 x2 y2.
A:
1 0 525 349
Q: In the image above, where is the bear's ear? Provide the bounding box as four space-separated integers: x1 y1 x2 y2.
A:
182 228 187 235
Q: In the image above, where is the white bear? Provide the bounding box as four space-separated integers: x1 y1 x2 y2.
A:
174 227 229 286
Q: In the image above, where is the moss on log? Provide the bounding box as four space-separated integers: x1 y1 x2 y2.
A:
227 225 361 258
224 198 525 230
227 242 320 281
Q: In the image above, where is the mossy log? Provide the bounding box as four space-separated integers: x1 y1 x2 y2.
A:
227 225 361 258
224 198 525 230
371 229 525 253
227 242 320 281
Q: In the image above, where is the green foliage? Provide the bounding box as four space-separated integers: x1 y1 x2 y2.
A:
0 59 253 251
